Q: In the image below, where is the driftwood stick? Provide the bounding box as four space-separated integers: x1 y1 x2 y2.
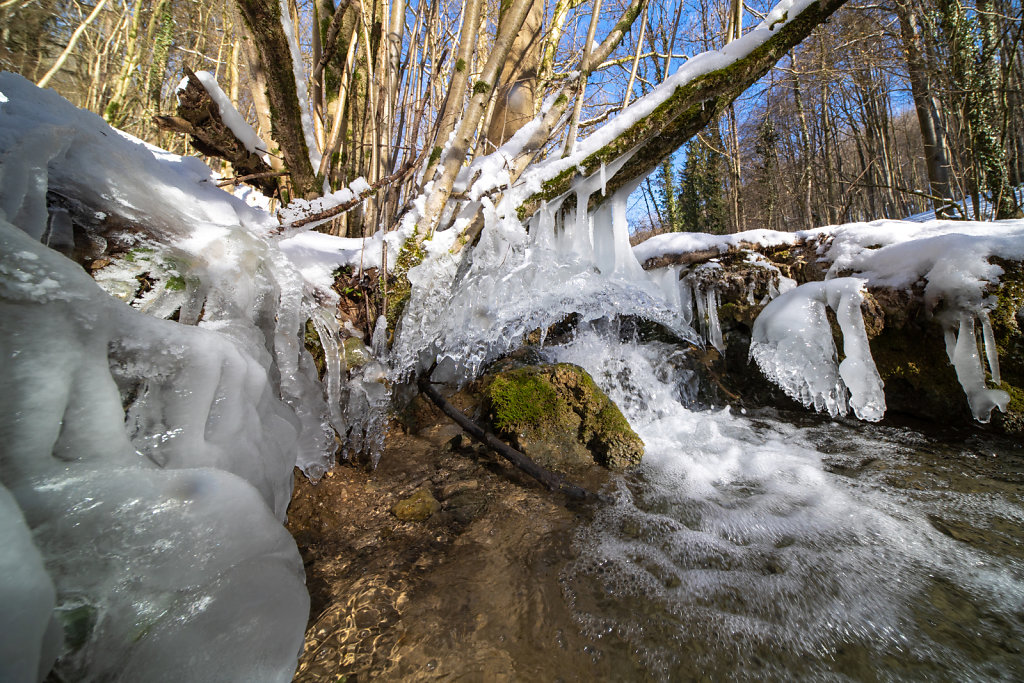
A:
416 375 598 502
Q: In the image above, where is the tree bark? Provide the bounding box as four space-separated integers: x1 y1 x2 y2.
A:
235 0 319 198
486 0 546 149
154 67 278 195
894 0 955 217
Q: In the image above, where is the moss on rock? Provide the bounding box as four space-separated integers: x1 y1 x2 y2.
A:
391 488 440 522
484 364 644 471
383 229 425 336
988 258 1024 433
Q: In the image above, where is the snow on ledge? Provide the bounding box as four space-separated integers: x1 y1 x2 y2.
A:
181 71 269 160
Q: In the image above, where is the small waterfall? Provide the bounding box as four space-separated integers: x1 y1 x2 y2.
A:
546 328 1024 680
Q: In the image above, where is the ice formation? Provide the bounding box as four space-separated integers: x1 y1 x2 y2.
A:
0 73 323 681
390 158 698 385
653 220 1022 423
3 9 1023 674
750 278 886 421
0 219 309 681
818 221 1022 421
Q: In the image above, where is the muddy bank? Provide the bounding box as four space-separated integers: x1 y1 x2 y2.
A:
286 417 641 681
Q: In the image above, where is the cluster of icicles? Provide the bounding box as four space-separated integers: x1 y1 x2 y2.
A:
391 154 1010 427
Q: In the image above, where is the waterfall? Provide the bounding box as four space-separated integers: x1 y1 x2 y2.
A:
547 328 1024 680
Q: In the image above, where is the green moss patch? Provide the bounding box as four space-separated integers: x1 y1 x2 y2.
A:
484 363 643 470
489 372 561 432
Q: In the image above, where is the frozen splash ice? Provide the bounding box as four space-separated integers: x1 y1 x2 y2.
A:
945 311 1010 422
390 159 699 385
750 277 885 421
0 220 309 681
0 73 320 681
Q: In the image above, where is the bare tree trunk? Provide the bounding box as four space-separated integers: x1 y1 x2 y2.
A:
791 57 814 229
418 0 538 235
486 0 545 149
894 0 954 217
423 0 483 182
235 0 319 198
37 0 109 88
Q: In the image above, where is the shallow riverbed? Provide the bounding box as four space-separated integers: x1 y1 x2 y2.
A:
290 335 1023 682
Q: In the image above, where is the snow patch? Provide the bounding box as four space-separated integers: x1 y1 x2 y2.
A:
183 71 269 160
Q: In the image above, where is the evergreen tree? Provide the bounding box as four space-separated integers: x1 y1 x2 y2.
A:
657 158 681 231
678 123 728 234
754 114 781 230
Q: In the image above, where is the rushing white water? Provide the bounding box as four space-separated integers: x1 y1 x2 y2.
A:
549 329 1024 680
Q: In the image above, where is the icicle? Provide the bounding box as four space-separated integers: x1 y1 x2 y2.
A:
599 161 607 196
679 278 694 326
371 313 389 357
695 284 709 342
45 208 74 251
655 266 682 310
826 280 885 421
943 326 957 363
949 312 1010 423
746 281 756 305
531 200 556 250
591 201 615 275
751 278 884 421
178 281 207 325
609 186 645 278
980 310 1001 385
310 310 344 433
562 188 594 260
707 287 725 352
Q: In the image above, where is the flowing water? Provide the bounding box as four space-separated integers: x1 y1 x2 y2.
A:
377 172 1024 679
537 328 1024 681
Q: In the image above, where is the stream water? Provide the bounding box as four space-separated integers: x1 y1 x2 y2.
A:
536 328 1024 680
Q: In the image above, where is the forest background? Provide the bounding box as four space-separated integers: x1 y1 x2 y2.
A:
3 0 1022 242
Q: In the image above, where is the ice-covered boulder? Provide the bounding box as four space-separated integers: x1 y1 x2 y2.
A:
635 221 1024 431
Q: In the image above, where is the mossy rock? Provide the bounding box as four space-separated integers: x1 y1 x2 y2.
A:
391 488 440 522
988 258 1024 433
342 337 372 369
484 363 644 471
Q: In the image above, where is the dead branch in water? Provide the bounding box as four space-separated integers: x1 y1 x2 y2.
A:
416 373 599 503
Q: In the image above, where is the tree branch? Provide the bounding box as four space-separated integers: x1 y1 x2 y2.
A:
417 373 598 502
154 67 279 195
517 0 850 222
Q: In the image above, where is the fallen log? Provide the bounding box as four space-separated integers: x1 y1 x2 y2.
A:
154 67 279 196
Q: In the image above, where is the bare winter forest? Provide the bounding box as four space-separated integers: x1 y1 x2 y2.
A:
5 0 1023 239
